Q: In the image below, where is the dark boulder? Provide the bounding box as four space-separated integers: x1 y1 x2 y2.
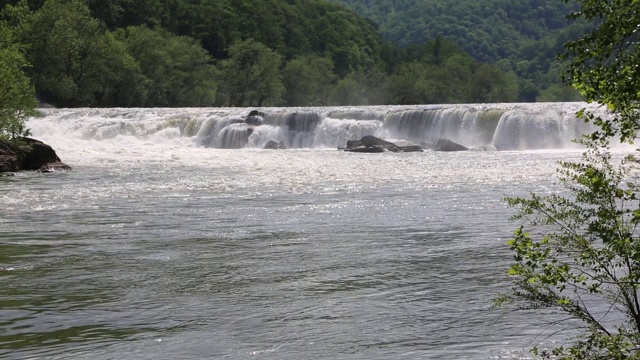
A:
0 141 20 172
343 135 423 153
0 137 70 173
346 140 363 148
245 110 265 126
432 138 469 152
360 135 398 149
0 155 20 172
263 140 286 150
19 137 61 170
248 110 265 117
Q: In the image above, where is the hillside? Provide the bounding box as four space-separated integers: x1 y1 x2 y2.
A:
331 0 590 100
1 0 564 107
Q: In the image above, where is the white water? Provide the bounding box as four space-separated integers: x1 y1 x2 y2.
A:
30 103 603 153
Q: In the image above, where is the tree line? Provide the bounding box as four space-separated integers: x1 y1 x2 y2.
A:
0 0 571 109
332 0 588 102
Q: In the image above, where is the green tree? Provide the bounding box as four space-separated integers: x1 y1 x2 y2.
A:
218 39 284 107
386 62 429 105
116 26 218 107
536 84 582 102
282 54 335 106
497 0 640 357
4 0 115 106
0 22 35 141
328 74 367 106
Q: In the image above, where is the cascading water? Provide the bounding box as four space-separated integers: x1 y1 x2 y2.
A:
29 103 604 151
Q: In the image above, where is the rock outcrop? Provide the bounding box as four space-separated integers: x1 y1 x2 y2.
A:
0 137 71 173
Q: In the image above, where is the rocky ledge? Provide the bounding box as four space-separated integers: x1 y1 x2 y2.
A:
0 137 71 174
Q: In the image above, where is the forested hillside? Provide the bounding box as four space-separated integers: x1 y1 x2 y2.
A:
0 0 574 107
332 0 589 101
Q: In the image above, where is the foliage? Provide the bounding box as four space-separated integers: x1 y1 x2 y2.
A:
283 55 336 106
331 0 591 101
217 39 284 107
0 22 35 141
115 26 218 107
497 0 640 357
5 0 114 106
0 0 534 106
562 0 640 143
499 139 640 358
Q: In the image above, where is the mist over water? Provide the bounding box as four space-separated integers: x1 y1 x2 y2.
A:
0 103 622 359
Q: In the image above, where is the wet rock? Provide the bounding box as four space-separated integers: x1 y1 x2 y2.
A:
0 141 21 172
263 140 286 150
248 110 265 118
346 140 363 148
18 137 61 170
432 138 469 152
342 135 423 153
245 110 265 126
360 135 399 150
344 145 387 153
38 162 72 173
0 137 69 173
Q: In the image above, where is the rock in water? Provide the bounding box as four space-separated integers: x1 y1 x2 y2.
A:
343 135 423 153
432 138 469 152
263 140 286 149
344 145 386 153
38 162 72 173
0 137 71 173
0 141 20 172
359 135 398 149
19 137 61 170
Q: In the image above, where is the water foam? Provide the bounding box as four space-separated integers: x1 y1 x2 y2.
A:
29 103 604 153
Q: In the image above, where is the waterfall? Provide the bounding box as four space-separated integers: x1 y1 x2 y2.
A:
29 103 604 151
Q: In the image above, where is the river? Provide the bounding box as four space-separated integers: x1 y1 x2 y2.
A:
0 103 619 359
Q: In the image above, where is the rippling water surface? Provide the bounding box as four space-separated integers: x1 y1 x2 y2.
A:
0 109 609 359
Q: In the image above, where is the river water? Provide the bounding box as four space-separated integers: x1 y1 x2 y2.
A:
0 104 621 359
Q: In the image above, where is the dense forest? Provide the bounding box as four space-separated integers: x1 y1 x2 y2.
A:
331 0 590 101
0 0 581 108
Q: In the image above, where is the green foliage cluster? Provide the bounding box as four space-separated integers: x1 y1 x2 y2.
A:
0 21 34 141
497 0 640 357
331 0 587 101
0 0 537 108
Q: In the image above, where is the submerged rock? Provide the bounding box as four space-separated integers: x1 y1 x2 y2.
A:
0 137 71 173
